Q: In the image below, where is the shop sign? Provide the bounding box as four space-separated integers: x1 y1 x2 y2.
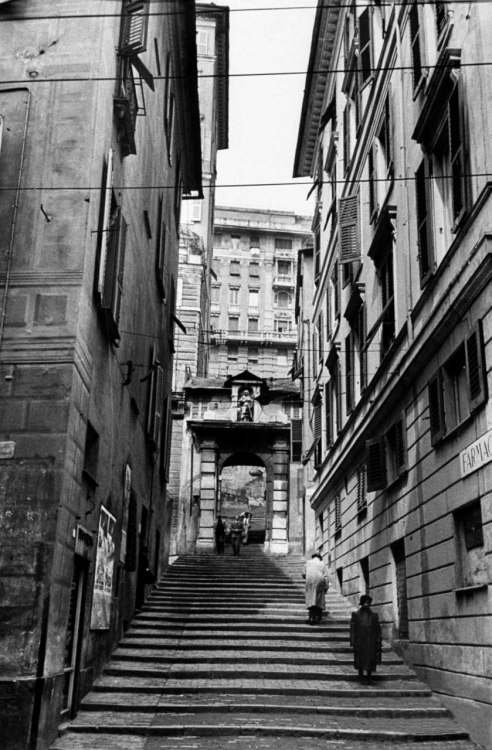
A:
75 524 94 560
460 428 492 477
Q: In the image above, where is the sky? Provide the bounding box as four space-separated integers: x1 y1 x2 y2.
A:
215 0 317 218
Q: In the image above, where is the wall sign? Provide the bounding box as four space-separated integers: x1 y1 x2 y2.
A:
460 428 492 477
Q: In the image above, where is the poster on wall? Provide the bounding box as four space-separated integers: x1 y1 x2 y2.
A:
90 505 116 630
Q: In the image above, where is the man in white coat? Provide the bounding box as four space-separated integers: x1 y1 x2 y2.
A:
303 552 329 624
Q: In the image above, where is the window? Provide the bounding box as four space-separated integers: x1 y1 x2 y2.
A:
277 260 292 276
274 291 291 308
313 397 323 466
415 158 434 286
155 196 168 300
331 262 340 320
368 95 393 222
248 317 258 332
250 235 261 253
120 1 149 55
227 345 238 361
97 152 127 342
211 285 220 304
409 0 424 93
454 501 487 589
326 349 342 442
83 422 99 486
435 2 449 41
358 7 374 89
366 413 407 491
275 238 292 250
249 289 259 308
277 350 288 366
274 318 292 333
248 347 259 365
378 251 395 357
190 199 202 222
334 493 342 534
228 316 239 332
291 419 302 462
345 332 354 414
231 234 241 249
230 260 240 276
249 262 260 277
428 322 487 444
229 287 239 306
432 83 467 231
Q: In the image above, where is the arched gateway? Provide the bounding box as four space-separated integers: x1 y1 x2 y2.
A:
170 371 305 556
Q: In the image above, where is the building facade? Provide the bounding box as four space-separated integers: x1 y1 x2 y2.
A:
294 1 492 746
208 207 312 379
0 1 201 747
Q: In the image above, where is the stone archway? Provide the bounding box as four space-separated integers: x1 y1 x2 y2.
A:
218 452 267 544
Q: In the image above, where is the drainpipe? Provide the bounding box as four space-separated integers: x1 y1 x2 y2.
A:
0 89 31 360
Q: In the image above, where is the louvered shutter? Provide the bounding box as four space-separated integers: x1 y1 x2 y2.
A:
98 149 114 296
415 160 433 285
113 215 127 329
358 303 367 391
368 142 377 219
435 2 447 36
314 402 322 441
409 1 423 90
345 333 353 414
343 103 350 173
466 322 487 411
325 382 332 446
358 7 373 86
291 419 302 462
334 493 342 532
394 416 407 475
448 83 465 222
428 370 446 445
121 1 149 55
357 466 367 512
338 193 360 264
366 437 386 491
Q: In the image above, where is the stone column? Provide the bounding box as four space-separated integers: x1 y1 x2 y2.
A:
196 438 217 549
266 438 289 554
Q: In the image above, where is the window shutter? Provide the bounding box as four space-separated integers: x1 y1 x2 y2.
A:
409 1 423 90
358 302 367 391
334 493 342 533
197 29 209 56
343 103 350 173
121 1 149 55
435 2 447 36
151 364 164 449
125 491 137 571
448 83 466 223
338 193 360 264
368 142 378 219
291 419 302 462
98 149 114 296
313 401 322 441
394 416 407 475
345 333 353 414
366 437 386 491
428 370 446 445
415 159 433 285
384 92 393 175
113 215 127 329
357 465 367 512
325 382 332 447
191 199 202 222
161 396 173 481
466 322 487 411
358 7 373 86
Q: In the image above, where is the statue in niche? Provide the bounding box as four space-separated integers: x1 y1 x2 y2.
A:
238 388 254 422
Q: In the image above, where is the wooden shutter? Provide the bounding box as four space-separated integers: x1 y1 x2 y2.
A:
121 1 149 55
366 437 386 491
358 7 373 86
338 193 359 264
334 493 342 532
98 149 114 296
466 321 487 411
151 364 164 449
394 416 407 475
345 333 353 414
343 103 350 174
197 29 209 56
368 142 377 219
409 1 423 90
428 370 446 445
113 215 127 330
435 2 447 36
325 382 332 447
291 419 302 462
448 83 466 223
357 465 367 512
313 401 322 441
415 159 433 285
358 303 367 391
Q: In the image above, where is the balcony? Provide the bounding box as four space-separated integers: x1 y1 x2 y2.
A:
273 274 295 289
114 60 138 157
211 328 297 346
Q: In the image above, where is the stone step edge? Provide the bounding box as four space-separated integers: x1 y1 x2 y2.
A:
103 669 418 682
92 684 432 697
61 723 469 742
111 654 404 666
79 703 450 719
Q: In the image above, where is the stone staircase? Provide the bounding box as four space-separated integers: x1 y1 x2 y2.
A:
53 547 478 750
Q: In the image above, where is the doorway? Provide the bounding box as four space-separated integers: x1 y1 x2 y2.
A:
392 539 409 639
218 453 267 544
61 556 88 718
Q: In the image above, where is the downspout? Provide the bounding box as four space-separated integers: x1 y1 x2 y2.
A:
0 88 31 360
395 15 414 344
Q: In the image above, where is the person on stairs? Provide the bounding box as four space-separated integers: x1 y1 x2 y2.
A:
214 515 226 555
230 515 243 556
302 552 328 624
350 594 382 685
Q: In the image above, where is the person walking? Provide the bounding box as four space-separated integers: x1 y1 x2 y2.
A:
214 515 226 555
302 552 328 624
230 515 243 556
350 594 382 684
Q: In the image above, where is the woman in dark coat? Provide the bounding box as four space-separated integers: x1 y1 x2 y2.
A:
350 594 382 684
214 516 226 555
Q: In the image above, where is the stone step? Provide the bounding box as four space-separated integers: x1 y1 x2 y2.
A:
123 630 353 644
104 661 416 680
112 648 404 666
119 637 364 652
92 674 433 697
127 624 352 639
132 614 351 627
65 712 468 742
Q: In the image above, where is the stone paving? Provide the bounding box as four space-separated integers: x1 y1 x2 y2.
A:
52 548 480 750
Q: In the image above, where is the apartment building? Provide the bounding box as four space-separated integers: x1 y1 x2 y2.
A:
294 1 492 745
0 1 201 746
208 206 312 379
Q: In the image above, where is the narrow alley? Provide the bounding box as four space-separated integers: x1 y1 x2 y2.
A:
52 544 478 750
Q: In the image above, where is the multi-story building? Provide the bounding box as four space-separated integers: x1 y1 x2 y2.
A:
208 206 312 378
0 1 201 746
294 1 492 745
175 4 229 391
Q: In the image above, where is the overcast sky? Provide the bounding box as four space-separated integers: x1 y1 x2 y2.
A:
215 0 316 218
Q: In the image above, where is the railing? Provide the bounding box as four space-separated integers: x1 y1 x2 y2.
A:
211 329 297 345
